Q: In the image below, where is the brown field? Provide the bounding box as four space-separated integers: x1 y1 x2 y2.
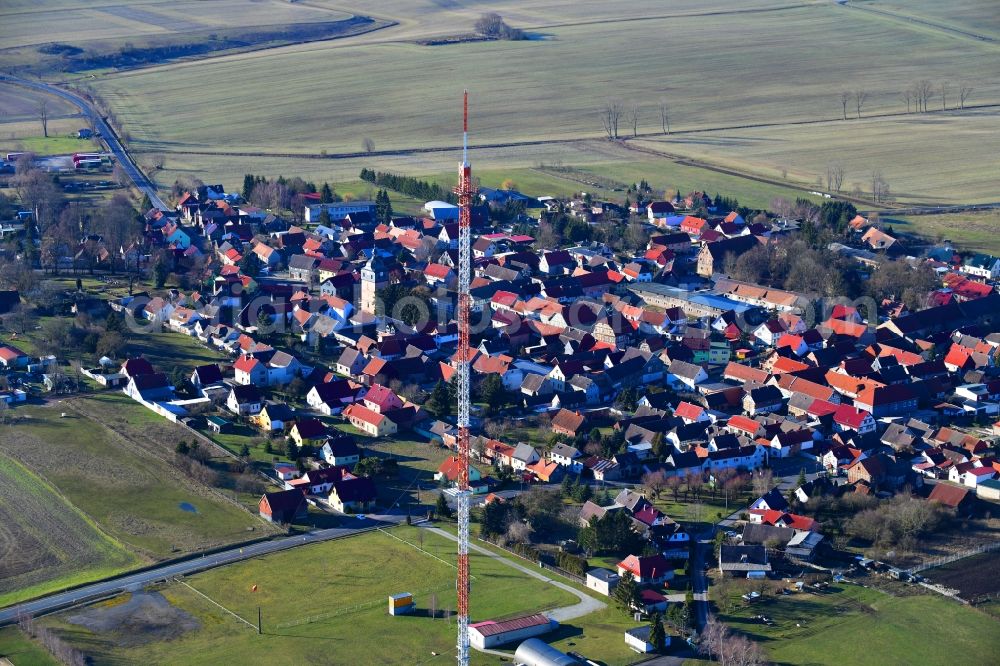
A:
0 452 137 607
80 0 1000 207
924 551 1000 600
0 0 352 50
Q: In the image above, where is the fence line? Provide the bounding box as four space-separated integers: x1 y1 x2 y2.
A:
475 537 585 584
905 541 1000 575
274 582 455 629
176 578 257 631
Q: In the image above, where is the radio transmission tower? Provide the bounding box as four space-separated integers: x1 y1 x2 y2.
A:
453 90 477 666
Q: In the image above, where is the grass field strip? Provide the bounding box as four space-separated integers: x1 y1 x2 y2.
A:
174 578 257 631
376 527 478 581
273 581 455 630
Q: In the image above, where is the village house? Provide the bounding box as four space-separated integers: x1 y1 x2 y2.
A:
617 554 674 585
320 435 361 467
719 544 771 578
549 442 584 473
343 403 398 437
258 489 308 523
227 385 263 416
290 418 328 448
328 476 377 513
551 408 586 437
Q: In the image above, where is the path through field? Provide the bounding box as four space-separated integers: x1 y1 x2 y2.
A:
419 526 606 623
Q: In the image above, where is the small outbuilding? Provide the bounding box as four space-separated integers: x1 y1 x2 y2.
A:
625 625 669 653
388 592 414 616
585 567 620 596
205 415 232 434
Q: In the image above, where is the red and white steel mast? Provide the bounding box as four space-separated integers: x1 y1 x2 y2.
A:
454 90 476 666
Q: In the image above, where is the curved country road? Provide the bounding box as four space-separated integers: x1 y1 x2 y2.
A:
0 75 166 210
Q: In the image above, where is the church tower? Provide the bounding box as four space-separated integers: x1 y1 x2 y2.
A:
360 253 388 315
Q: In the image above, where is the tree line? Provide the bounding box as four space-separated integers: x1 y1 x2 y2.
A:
599 98 672 139
239 173 340 213
359 168 456 204
839 79 976 119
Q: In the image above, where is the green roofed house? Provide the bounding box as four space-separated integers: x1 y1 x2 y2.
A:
205 415 232 433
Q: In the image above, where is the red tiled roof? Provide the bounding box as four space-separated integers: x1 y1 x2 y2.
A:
618 554 672 579
928 483 970 508
674 401 704 421
234 355 261 373
343 403 386 427
724 362 769 384
0 345 27 362
727 415 761 436
470 614 550 637
771 356 810 374
833 404 871 429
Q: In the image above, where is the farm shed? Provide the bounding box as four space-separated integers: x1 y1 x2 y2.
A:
512 638 583 665
469 613 556 649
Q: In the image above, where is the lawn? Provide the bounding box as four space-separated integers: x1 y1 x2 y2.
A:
123 329 229 375
0 394 273 566
718 580 1000 665
13 135 95 156
1 313 227 375
0 626 58 666
888 211 1000 255
0 452 138 608
38 526 583 665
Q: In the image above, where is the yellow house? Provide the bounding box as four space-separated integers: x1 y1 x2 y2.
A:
252 403 294 433
290 418 328 448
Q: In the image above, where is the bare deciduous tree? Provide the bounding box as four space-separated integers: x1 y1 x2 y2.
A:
600 99 623 139
939 81 950 110
959 83 973 109
751 469 773 498
830 163 845 192
642 469 667 499
870 169 890 204
700 615 768 666
901 88 912 113
854 89 868 119
658 98 670 134
362 137 375 154
915 80 934 112
839 91 850 120
625 103 640 137
37 99 49 138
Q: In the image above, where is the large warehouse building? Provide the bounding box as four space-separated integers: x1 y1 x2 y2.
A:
468 613 556 649
513 638 585 666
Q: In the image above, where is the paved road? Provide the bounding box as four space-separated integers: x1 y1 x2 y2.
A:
421 526 606 623
0 514 403 627
0 75 167 210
